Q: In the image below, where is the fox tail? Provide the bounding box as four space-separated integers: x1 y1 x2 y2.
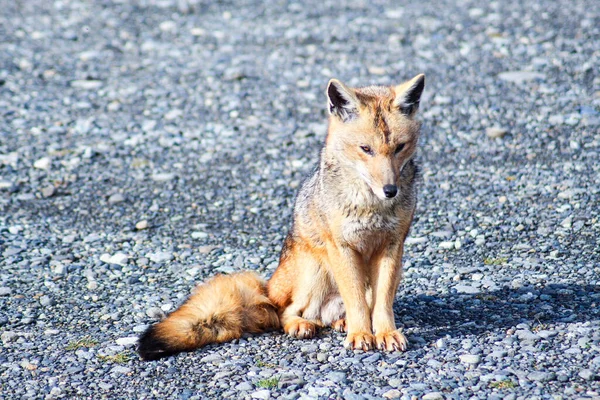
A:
137 271 280 361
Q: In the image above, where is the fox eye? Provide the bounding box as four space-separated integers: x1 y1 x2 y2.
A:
360 145 373 155
395 143 405 154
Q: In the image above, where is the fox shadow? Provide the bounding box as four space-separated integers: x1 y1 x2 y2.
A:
393 283 600 341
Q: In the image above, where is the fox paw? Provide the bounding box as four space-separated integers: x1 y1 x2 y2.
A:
332 319 346 332
344 332 375 351
284 319 317 339
375 329 408 352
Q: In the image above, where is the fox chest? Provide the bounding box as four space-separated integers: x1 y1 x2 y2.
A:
341 212 400 254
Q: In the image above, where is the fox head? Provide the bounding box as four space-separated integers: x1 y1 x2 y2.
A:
324 74 425 201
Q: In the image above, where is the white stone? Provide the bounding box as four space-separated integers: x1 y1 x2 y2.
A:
146 251 173 263
498 71 545 84
459 354 481 364
115 336 138 346
34 157 51 170
191 231 208 239
71 80 103 89
100 253 129 266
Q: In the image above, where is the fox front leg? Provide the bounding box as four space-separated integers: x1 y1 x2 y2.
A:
369 242 408 351
326 244 375 351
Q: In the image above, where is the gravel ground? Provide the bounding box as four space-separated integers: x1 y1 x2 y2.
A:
1 0 599 399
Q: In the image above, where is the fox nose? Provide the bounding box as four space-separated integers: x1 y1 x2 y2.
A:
383 184 398 198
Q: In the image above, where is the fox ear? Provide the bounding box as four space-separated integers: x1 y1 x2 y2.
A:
394 74 425 116
327 79 360 122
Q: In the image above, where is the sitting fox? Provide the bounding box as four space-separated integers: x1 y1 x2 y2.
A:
138 74 426 360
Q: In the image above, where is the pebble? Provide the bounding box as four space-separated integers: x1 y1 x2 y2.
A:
527 371 554 382
108 193 125 204
236 382 253 391
40 295 54 306
486 127 507 139
383 389 401 399
422 393 444 400
151 172 177 182
579 369 596 381
135 220 149 230
100 253 129 266
41 185 56 198
498 71 546 83
515 330 541 342
454 285 481 294
146 307 165 319
34 157 51 170
110 366 132 375
71 80 103 89
115 336 139 346
459 354 481 364
0 287 12 296
146 251 173 263
251 389 271 399
1 331 18 343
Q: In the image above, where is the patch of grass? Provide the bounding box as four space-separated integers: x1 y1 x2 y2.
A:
256 376 280 389
66 336 98 350
98 353 131 363
255 359 277 368
490 379 517 389
484 257 508 265
475 294 498 301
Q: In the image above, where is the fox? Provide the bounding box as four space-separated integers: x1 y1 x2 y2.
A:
138 73 426 360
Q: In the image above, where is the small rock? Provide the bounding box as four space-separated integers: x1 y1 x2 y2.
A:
579 369 596 381
191 231 209 239
486 127 507 139
146 307 165 319
159 21 177 32
41 185 56 198
115 336 138 346
515 330 540 342
108 193 125 204
439 241 455 249
34 157 51 170
236 382 253 391
40 295 54 306
527 371 554 382
84 233 102 243
151 172 176 182
110 366 131 375
100 253 129 266
498 71 545 84
537 330 557 339
0 287 12 296
363 353 381 363
459 354 481 364
1 331 18 343
326 371 346 383
383 389 401 399
71 80 103 89
62 234 77 243
135 220 149 230
251 389 270 400
164 109 182 120
146 251 173 263
422 392 444 400
455 285 481 294
548 115 564 125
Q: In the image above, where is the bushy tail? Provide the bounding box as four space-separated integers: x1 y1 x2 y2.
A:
138 271 280 361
